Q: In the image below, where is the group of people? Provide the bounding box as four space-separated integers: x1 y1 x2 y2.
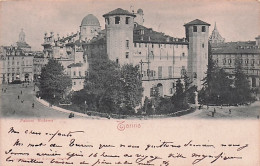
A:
17 90 34 108
1 87 7 93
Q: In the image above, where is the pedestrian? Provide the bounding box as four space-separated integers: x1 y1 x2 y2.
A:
207 105 209 109
229 109 231 114
32 103 34 108
1 88 3 92
21 90 22 95
214 108 216 113
18 95 20 100
212 111 215 117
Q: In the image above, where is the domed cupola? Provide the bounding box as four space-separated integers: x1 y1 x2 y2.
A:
81 14 100 26
80 14 101 41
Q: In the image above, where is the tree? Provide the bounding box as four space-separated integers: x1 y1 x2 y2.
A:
82 57 143 114
84 58 121 113
172 79 186 109
200 42 233 105
233 59 253 103
39 59 72 103
120 64 143 111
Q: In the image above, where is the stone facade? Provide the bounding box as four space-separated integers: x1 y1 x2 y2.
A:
84 8 209 100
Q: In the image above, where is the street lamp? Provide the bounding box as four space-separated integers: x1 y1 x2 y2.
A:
217 95 220 106
84 100 87 114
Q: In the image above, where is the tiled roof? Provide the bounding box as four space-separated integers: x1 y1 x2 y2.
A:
67 63 83 68
103 8 135 17
211 41 260 54
133 24 188 44
184 19 210 26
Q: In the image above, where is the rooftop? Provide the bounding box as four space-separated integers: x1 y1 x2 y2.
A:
184 19 210 26
67 63 83 68
103 8 136 17
211 41 260 54
133 24 188 44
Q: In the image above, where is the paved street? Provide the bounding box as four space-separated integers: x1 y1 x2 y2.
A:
181 101 260 119
0 84 79 118
1 83 259 120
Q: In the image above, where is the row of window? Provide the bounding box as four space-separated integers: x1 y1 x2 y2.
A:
193 26 206 32
106 16 130 25
220 59 260 65
133 42 185 48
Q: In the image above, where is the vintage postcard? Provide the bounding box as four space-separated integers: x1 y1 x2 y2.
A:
0 0 259 165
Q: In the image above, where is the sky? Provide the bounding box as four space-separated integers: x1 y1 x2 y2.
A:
0 0 259 51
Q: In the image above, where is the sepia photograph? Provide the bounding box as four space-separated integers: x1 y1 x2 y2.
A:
0 0 259 165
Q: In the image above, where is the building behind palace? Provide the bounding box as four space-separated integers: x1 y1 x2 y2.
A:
209 23 260 89
0 29 44 84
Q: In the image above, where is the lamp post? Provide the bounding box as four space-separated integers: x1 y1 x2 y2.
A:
84 100 87 114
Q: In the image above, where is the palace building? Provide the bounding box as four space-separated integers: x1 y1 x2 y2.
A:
42 8 210 99
85 8 209 99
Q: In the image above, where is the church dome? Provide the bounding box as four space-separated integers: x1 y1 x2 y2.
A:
81 14 100 26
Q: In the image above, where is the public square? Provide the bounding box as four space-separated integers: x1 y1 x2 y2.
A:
0 84 78 118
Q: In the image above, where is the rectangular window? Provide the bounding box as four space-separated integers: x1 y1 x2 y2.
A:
125 52 129 59
126 40 129 49
193 26 197 32
125 17 130 24
79 71 81 76
202 26 206 32
73 71 76 76
168 66 173 78
115 16 120 24
106 18 110 25
158 66 162 79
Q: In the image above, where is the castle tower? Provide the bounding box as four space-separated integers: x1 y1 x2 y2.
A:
184 19 210 90
209 22 225 44
134 8 144 25
80 14 101 42
103 8 136 65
